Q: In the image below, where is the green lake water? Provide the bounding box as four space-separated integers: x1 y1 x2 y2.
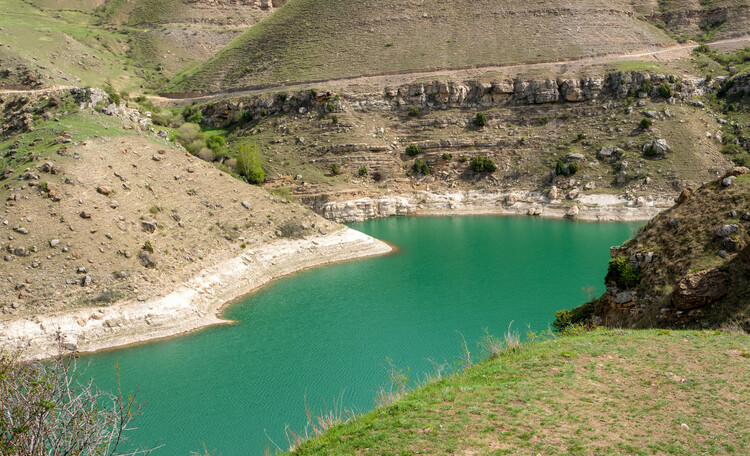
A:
79 216 639 455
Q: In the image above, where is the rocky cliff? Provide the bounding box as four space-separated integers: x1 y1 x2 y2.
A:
557 166 750 332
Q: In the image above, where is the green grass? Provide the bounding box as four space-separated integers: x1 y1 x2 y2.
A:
287 328 750 455
169 0 675 92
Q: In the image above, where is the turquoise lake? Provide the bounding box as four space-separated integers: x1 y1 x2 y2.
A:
79 216 639 455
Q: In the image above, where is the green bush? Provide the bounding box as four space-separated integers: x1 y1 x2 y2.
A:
568 161 580 174
331 163 341 175
412 159 431 175
555 160 569 176
644 144 657 157
206 135 226 152
552 301 595 332
442 153 453 160
183 105 203 124
327 101 335 112
474 112 487 127
358 166 368 176
721 143 745 155
639 79 653 95
470 155 497 172
577 133 586 140
606 256 641 288
407 106 419 117
640 117 653 129
236 143 265 184
658 83 673 98
405 144 421 156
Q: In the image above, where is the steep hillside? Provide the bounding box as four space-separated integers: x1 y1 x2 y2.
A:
287 328 750 455
0 88 337 317
169 0 677 92
556 167 750 331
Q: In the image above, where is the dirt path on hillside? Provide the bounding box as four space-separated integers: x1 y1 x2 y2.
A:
146 34 750 104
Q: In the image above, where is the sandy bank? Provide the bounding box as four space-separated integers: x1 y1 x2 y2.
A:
0 227 391 360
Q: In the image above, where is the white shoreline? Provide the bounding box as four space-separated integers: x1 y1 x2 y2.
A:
0 227 392 360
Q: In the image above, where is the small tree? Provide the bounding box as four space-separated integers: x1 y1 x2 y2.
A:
470 155 497 172
206 135 226 152
412 159 431 175
407 106 419 117
0 345 152 456
330 163 341 175
658 83 673 98
474 112 487 127
405 144 421 156
555 159 569 176
358 165 368 176
568 161 581 174
236 143 265 184
640 117 653 130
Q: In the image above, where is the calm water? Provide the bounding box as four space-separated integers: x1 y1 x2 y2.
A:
79 216 638 455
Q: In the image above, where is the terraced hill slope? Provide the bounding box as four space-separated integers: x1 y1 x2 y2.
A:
169 0 677 92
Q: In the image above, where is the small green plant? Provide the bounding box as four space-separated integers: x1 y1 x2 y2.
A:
407 106 419 117
206 135 226 152
236 142 265 184
644 144 658 157
458 156 468 163
640 117 653 129
358 166 368 176
327 101 335 112
555 160 569 176
143 240 154 253
474 112 487 127
310 88 317 97
568 161 580 174
606 256 641 288
577 133 586 141
405 144 421 156
331 115 338 124
658 83 673 98
412 159 431 175
40 182 48 193
470 155 497 172
330 163 341 175
442 153 453 160
639 79 653 95
149 205 160 214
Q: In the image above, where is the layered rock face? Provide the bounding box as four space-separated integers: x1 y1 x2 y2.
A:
200 71 704 128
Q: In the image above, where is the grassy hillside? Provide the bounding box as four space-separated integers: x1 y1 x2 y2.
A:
287 328 750 455
169 0 676 92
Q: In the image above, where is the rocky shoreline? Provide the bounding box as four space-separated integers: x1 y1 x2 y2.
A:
0 227 391 360
305 190 675 223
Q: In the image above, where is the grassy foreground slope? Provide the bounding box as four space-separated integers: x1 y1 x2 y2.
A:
170 0 675 92
289 328 750 455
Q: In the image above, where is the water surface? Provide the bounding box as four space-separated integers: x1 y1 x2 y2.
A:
80 216 639 455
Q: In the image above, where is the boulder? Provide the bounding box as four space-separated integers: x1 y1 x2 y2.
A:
547 186 559 201
716 224 739 238
97 186 113 195
597 146 622 162
141 220 158 233
565 206 580 218
643 139 671 157
672 269 729 310
675 189 691 204
722 176 735 187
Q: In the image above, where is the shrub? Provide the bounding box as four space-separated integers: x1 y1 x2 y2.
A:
568 161 580 174
470 155 497 172
606 256 641 288
0 348 149 455
555 160 569 176
458 155 468 163
474 112 487 127
640 117 653 129
332 115 338 124
327 101 335 112
177 122 202 145
412 159 431 175
331 163 341 175
236 143 265 184
187 139 204 154
183 105 202 124
577 133 586 140
658 83 673 98
644 144 657 157
721 143 745 155
407 106 419 117
405 144 421 156
442 153 453 160
198 147 215 162
668 75 676 83
358 166 368 176
206 135 226 152
552 301 595 332
639 79 653 95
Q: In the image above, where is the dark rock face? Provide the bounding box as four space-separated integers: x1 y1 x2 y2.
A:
672 269 730 310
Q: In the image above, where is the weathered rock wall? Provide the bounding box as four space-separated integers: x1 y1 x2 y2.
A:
201 71 706 128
